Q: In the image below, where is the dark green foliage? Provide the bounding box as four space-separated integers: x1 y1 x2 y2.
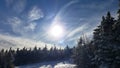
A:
72 37 93 68
0 45 72 67
13 45 72 66
64 45 72 58
0 48 15 68
92 10 120 68
72 1 120 68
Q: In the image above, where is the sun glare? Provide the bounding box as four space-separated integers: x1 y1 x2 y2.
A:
50 25 63 38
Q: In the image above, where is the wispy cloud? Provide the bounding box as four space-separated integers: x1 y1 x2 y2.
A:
55 0 79 16
53 0 79 25
24 22 37 31
7 17 37 36
8 17 21 26
0 34 62 50
8 17 24 35
66 29 93 42
28 6 44 21
64 22 95 45
66 24 88 38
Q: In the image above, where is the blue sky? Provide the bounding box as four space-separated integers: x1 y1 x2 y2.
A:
0 0 118 49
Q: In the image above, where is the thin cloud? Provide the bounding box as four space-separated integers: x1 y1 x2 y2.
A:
24 22 37 31
55 0 79 16
28 6 44 21
53 0 79 25
67 24 88 38
7 17 37 36
8 17 24 35
0 34 62 50
8 17 21 26
66 30 93 43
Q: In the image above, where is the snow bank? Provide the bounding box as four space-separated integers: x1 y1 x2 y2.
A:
39 63 76 68
54 63 76 68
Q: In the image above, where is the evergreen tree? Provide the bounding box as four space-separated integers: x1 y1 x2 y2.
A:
0 49 5 68
64 45 72 58
6 49 14 68
111 1 120 67
113 0 120 42
92 6 120 67
72 37 91 68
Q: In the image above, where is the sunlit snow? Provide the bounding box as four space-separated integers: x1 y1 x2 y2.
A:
16 60 76 68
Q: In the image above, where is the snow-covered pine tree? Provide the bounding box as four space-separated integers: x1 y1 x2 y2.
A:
111 0 120 67
72 37 91 68
113 0 120 43
92 16 103 68
92 11 116 68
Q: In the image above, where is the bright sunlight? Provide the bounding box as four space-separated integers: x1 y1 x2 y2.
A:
50 25 64 38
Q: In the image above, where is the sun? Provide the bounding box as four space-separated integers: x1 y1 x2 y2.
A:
50 25 63 38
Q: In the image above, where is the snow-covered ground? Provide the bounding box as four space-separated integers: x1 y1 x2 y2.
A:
16 59 76 68
39 63 76 68
54 62 76 68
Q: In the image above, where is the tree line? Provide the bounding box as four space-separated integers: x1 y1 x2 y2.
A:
0 45 72 68
72 2 120 68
